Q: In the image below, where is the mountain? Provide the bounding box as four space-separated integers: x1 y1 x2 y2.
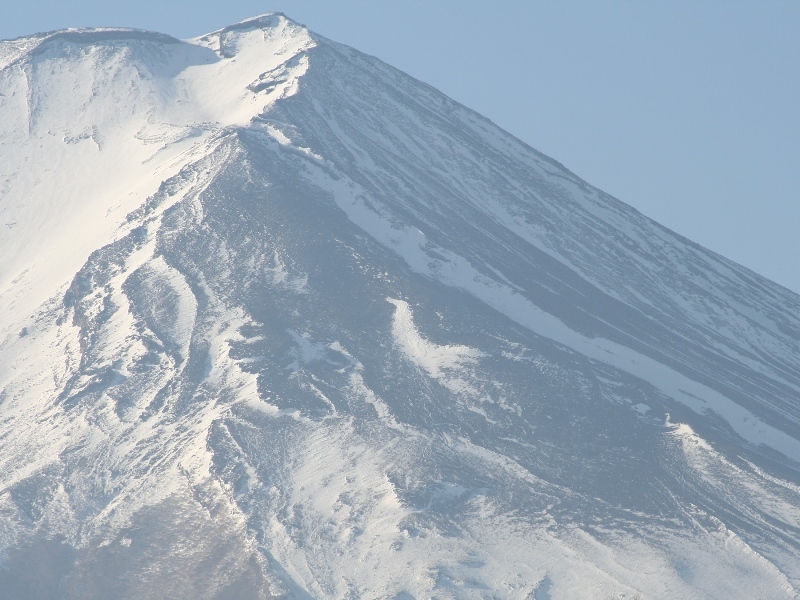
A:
1 13 799 599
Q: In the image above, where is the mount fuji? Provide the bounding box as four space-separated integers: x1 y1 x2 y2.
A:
1 13 799 599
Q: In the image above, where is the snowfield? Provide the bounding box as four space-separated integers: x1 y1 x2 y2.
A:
1 13 799 599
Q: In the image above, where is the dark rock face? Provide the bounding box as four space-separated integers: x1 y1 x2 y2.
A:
0 536 76 600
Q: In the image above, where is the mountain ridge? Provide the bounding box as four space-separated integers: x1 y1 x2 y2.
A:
1 14 799 599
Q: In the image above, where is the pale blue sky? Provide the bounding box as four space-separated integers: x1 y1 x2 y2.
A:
4 1 799 293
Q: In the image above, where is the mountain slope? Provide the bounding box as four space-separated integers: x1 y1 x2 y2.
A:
1 14 799 599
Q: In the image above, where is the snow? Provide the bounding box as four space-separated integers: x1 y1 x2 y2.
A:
308 162 800 464
1 12 800 599
388 298 481 380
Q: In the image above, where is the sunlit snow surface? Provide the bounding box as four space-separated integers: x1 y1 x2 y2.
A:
1 14 800 599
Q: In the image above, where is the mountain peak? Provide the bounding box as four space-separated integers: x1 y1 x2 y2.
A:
42 28 181 46
221 12 294 32
191 12 313 60
1 14 800 600
0 27 182 71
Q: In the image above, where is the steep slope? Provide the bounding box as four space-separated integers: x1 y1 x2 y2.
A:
1 14 799 599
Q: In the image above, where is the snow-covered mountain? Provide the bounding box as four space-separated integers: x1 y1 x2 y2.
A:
1 13 799 599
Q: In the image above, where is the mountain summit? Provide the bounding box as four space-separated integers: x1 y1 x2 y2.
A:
1 14 799 599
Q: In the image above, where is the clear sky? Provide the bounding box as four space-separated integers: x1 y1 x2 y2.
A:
3 1 799 293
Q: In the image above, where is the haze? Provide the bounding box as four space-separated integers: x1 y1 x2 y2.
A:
3 0 798 293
